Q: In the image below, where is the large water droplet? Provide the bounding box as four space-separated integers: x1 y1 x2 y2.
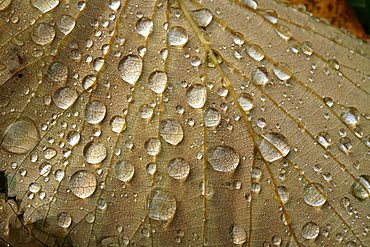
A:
139 104 154 119
57 15 75 35
251 67 269 85
341 107 360 126
168 26 188 47
67 131 80 146
238 93 254 112
148 188 176 221
160 119 183 146
230 225 247 245
110 116 126 133
148 71 167 94
58 212 72 228
83 142 107 164
303 183 327 207
144 138 161 156
246 44 265 61
186 84 206 109
84 101 107 124
53 87 78 109
115 160 135 182
259 132 290 162
301 222 320 240
136 17 153 37
351 175 370 200
204 108 221 127
70 170 97 199
167 158 190 180
191 8 213 27
47 62 68 82
316 131 331 148
273 62 292 81
207 145 240 172
1 118 40 154
31 23 56 45
31 0 59 13
118 55 143 85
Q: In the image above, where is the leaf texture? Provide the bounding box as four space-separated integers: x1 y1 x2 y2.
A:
0 0 369 246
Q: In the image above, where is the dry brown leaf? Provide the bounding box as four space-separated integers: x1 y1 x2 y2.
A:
0 0 369 246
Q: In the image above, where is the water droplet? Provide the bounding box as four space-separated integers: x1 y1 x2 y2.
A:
108 0 120 10
84 101 107 124
186 84 206 109
230 225 247 244
245 44 265 61
70 170 97 199
238 93 254 112
303 183 327 207
191 8 213 27
136 17 153 37
251 67 269 85
83 142 107 164
53 87 78 109
110 116 126 133
67 131 80 146
301 41 313 56
58 212 72 228
207 145 240 172
316 131 331 148
118 55 143 85
351 175 369 200
277 186 289 204
204 108 221 127
148 71 167 94
139 104 154 119
301 222 320 240
57 15 75 35
31 23 55 45
160 119 183 146
341 107 360 126
54 169 65 181
273 62 292 81
29 182 41 193
47 62 68 82
338 137 352 153
167 158 190 180
148 188 176 221
115 160 134 182
168 26 188 47
31 0 59 13
1 118 40 154
144 138 161 156
39 162 52 176
82 75 96 89
259 132 290 162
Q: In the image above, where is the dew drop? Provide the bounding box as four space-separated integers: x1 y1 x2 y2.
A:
338 137 352 153
190 8 213 27
251 67 269 85
82 75 96 89
1 118 40 154
303 183 327 207
70 170 97 199
83 142 107 164
84 101 107 124
185 84 206 109
301 222 320 240
139 104 154 119
39 162 52 176
160 119 183 146
110 116 126 133
168 26 188 47
301 41 313 56
47 62 68 82
167 158 190 180
273 62 292 81
341 107 360 126
316 131 331 148
53 87 78 109
115 160 135 182
148 188 176 221
144 138 161 156
108 0 120 10
58 212 72 228
136 17 153 37
204 108 221 127
207 145 240 172
29 182 41 193
31 0 59 13
351 175 370 200
230 225 247 244
277 186 289 204
238 93 254 112
259 132 290 162
118 55 143 85
246 44 265 61
148 71 167 94
67 131 80 146
31 23 55 46
57 15 75 35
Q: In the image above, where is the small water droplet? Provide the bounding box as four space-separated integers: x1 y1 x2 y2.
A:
341 107 360 126
148 71 167 94
303 183 327 207
144 138 161 156
47 62 68 82
148 188 176 221
136 17 153 37
84 101 107 124
31 0 59 13
186 84 206 109
70 170 97 199
31 23 55 45
53 87 78 109
230 225 247 244
252 67 269 85
259 132 290 162
160 119 183 146
273 62 292 81
115 160 135 182
245 44 265 61
204 108 221 127
277 186 289 204
238 93 254 112
57 15 75 35
83 142 107 164
351 175 369 200
191 8 213 27
58 212 72 228
167 158 190 180
316 131 331 148
168 26 188 47
301 222 320 240
110 116 126 133
118 55 143 85
207 145 240 172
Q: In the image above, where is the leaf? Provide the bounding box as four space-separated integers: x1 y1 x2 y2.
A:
0 0 369 246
